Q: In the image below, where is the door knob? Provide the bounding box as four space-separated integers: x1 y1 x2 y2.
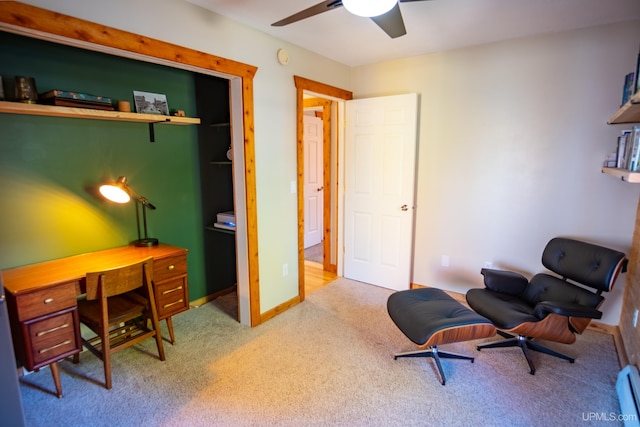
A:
401 204 408 211
317 187 324 192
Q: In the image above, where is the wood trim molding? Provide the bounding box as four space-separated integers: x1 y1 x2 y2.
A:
302 97 335 274
260 295 302 324
294 76 352 302
294 76 353 100
0 1 257 79
0 1 262 326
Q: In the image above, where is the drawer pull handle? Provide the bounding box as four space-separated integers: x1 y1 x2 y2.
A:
36 323 69 337
44 298 54 304
163 299 184 309
39 340 71 354
167 265 175 271
162 286 183 295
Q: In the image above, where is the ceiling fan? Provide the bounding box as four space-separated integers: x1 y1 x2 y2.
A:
272 0 433 39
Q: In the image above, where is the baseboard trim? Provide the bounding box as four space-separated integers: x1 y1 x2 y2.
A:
260 295 301 323
189 285 236 308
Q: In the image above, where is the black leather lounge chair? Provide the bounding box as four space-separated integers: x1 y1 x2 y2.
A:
466 237 626 374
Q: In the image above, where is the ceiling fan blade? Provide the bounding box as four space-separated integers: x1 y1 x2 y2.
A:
370 2 406 38
272 0 343 27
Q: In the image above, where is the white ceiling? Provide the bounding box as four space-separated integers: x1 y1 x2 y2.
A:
185 0 640 67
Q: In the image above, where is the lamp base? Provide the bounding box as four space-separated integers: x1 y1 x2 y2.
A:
133 237 159 247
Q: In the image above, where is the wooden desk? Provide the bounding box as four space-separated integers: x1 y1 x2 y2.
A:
1 243 189 397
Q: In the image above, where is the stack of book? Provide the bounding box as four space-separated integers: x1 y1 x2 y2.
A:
615 126 640 171
39 90 114 111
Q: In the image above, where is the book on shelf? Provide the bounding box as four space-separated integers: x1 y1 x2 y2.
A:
622 72 636 106
39 89 113 105
40 98 115 110
626 126 640 172
617 130 631 168
635 45 640 96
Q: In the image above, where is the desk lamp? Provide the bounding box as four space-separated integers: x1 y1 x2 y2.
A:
99 176 159 247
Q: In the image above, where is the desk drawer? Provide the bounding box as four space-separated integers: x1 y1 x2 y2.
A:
24 308 80 368
154 254 187 282
155 275 189 319
15 282 78 322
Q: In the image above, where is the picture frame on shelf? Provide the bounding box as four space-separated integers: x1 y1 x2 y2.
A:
133 90 169 115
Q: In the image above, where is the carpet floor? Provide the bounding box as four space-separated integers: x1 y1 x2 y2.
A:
18 278 624 426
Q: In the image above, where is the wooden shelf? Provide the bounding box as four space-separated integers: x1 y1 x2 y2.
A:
0 100 200 125
602 167 640 183
609 92 640 124
205 226 235 235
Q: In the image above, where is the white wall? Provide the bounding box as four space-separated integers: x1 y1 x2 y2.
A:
15 1 640 325
19 0 352 313
351 21 640 325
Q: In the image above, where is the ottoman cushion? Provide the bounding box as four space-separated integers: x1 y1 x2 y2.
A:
387 287 494 346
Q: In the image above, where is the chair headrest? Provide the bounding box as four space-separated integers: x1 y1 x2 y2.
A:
541 237 626 292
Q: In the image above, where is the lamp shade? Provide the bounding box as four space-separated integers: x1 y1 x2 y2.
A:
342 0 397 17
99 176 131 204
98 175 158 247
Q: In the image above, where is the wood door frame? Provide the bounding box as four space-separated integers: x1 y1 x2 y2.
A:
294 76 352 301
0 1 263 326
303 97 331 268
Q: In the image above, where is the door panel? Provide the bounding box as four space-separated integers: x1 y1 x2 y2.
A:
304 115 324 248
344 94 418 291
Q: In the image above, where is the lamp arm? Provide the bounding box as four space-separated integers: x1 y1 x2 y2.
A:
137 196 156 210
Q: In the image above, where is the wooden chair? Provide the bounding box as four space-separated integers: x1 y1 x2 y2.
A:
74 257 165 389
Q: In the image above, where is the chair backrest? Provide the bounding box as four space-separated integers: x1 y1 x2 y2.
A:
525 238 626 334
85 257 153 300
540 237 626 293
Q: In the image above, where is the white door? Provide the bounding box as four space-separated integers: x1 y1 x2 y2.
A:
304 114 324 248
344 93 418 291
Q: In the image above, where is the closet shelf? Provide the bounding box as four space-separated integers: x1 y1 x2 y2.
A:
0 100 200 125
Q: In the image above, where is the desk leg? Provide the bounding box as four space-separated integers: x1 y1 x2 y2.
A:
165 318 175 345
49 361 62 398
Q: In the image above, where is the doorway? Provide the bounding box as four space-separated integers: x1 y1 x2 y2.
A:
295 76 353 300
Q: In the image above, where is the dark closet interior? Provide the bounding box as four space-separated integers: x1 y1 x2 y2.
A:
194 73 237 304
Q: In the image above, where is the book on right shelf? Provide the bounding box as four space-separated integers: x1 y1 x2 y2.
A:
625 126 640 172
622 72 636 106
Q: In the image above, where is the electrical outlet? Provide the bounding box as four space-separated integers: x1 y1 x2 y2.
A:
483 261 493 269
441 255 450 267
633 309 639 328
282 263 288 277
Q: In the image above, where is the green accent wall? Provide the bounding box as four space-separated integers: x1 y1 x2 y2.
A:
0 32 209 302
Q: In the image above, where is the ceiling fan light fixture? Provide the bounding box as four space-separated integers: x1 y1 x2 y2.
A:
342 0 398 18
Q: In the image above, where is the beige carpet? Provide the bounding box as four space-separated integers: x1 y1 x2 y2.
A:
19 278 624 426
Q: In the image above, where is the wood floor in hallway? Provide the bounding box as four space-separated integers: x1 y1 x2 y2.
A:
304 260 337 294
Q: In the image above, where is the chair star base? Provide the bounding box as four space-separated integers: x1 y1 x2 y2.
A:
394 347 475 385
477 331 575 375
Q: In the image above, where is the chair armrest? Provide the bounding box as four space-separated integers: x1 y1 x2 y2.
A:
533 301 602 320
480 268 528 295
